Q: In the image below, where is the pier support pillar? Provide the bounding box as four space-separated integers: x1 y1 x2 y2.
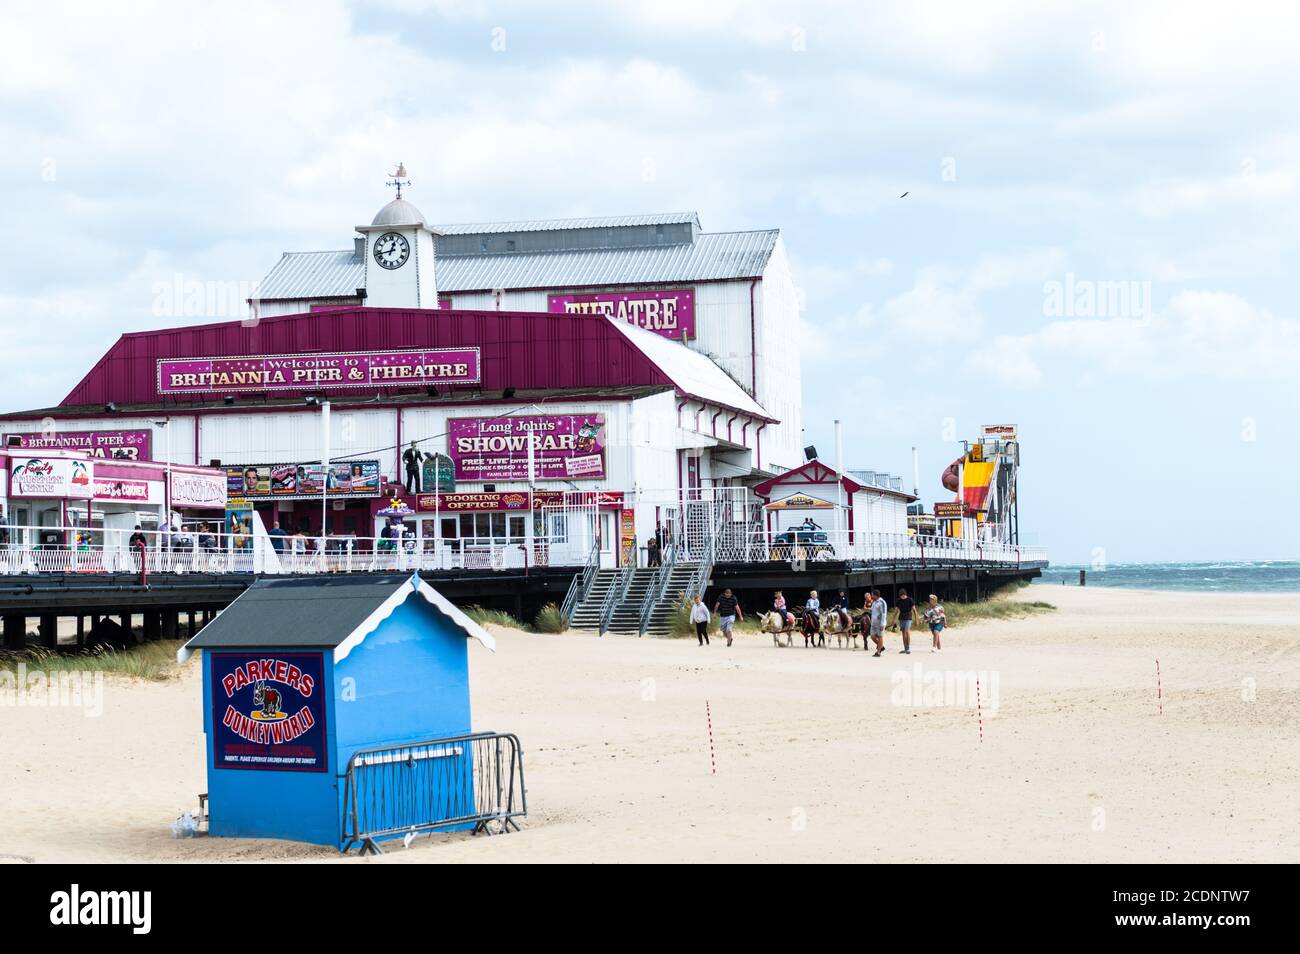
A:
143 611 161 642
187 609 196 639
3 614 26 650
76 615 86 648
39 613 57 649
161 610 178 641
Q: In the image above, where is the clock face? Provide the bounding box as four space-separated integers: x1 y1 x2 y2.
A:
373 231 410 270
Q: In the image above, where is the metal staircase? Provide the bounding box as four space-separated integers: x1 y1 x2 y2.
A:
568 502 727 636
567 565 698 635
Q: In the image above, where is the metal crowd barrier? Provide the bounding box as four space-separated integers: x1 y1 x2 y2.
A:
340 731 527 856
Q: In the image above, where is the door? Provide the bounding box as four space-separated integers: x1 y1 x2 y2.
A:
598 511 615 568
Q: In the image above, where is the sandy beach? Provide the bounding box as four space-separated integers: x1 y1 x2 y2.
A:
3 584 1298 864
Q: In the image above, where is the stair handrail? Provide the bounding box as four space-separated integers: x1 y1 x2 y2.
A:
598 563 635 635
637 539 677 637
682 510 721 617
560 539 601 626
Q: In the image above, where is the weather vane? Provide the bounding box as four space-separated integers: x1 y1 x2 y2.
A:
386 162 411 199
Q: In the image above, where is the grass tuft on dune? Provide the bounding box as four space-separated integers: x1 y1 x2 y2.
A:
0 642 187 681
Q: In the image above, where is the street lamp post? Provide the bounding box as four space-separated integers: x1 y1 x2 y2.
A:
320 400 331 562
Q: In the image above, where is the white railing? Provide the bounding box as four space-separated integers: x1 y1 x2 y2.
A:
725 527 1047 567
0 524 573 577
0 523 1048 576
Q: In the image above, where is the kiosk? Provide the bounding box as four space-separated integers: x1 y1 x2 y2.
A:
177 573 520 852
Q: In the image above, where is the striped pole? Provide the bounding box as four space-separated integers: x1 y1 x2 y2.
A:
706 700 717 774
1156 659 1163 716
975 676 984 743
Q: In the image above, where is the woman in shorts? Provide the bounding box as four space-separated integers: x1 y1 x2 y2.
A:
924 594 946 652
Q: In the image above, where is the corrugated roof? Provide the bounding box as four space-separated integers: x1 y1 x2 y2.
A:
608 320 772 420
255 228 779 301
256 250 363 301
435 212 700 235
438 230 778 292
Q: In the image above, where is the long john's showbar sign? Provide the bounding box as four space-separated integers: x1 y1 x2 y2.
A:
156 347 481 395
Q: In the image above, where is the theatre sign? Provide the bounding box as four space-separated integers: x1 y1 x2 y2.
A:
156 347 481 395
547 289 695 340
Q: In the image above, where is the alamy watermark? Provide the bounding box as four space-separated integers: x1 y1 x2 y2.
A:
1043 273 1150 319
890 663 999 715
152 275 261 322
0 664 104 717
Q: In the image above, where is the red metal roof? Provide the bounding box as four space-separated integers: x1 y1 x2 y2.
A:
750 460 917 502
752 460 863 497
60 307 677 408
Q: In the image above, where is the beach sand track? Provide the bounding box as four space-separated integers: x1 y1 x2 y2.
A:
1 584 1297 863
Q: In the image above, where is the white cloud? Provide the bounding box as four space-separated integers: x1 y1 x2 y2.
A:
967 291 1300 386
966 335 1043 390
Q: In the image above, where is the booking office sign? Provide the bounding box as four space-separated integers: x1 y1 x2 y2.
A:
210 653 328 772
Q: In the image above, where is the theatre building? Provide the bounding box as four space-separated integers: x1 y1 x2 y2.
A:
0 189 813 569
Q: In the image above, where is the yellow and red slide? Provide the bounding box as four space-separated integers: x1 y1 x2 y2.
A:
941 455 997 517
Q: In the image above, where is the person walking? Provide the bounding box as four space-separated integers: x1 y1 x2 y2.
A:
896 588 916 654
870 588 889 655
712 588 742 647
690 595 711 646
924 594 946 652
646 535 660 567
861 592 875 651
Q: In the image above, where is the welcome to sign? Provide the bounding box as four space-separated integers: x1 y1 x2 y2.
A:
157 348 482 395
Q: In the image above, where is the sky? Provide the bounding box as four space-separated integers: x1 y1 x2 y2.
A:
1 0 1296 563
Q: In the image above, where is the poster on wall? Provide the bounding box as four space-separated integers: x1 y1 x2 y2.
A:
8 458 93 498
170 471 227 509
547 289 695 341
209 652 328 773
92 478 152 503
157 347 481 395
225 461 381 500
620 509 636 564
448 415 606 482
4 429 152 460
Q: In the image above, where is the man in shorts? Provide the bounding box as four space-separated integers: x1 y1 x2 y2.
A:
896 588 916 654
713 588 742 647
869 588 888 656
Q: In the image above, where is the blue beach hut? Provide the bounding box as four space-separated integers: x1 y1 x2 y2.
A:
177 573 518 852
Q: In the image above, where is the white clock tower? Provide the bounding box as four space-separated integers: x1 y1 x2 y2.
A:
357 165 438 308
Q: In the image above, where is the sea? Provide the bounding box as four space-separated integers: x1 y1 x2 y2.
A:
1034 562 1300 593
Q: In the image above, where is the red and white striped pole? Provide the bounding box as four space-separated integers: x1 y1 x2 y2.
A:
706 700 717 774
1155 659 1163 716
975 676 985 743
